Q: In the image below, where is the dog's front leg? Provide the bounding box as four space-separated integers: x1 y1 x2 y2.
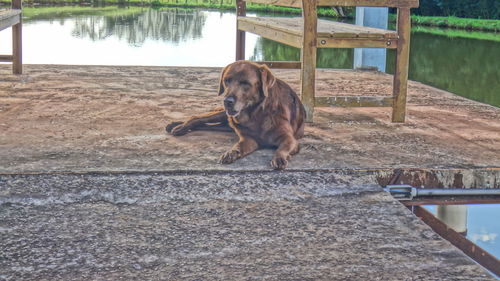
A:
271 134 299 170
166 108 226 136
219 137 258 164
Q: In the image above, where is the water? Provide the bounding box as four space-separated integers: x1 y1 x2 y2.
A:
424 204 500 278
0 6 498 106
424 204 500 259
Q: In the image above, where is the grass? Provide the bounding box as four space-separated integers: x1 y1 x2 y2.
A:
391 14 499 32
412 25 500 42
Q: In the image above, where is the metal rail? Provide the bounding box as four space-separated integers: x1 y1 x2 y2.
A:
385 185 500 200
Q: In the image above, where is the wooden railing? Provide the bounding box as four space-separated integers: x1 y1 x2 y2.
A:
236 0 419 122
0 0 22 74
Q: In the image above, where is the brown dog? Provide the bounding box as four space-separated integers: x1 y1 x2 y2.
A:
166 61 306 169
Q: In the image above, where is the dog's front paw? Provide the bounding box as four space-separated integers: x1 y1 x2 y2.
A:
165 121 183 133
219 149 241 164
271 154 289 170
166 122 190 136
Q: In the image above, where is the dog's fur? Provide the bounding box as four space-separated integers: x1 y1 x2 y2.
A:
166 61 306 169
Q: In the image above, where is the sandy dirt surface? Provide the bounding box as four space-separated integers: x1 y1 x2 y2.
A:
0 64 499 173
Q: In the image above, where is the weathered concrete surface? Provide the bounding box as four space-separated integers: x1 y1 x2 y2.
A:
0 171 495 280
0 64 499 173
0 65 498 279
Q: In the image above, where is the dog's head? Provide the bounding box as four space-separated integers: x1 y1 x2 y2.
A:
218 61 276 117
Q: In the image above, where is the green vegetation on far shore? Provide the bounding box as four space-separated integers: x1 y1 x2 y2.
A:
393 14 499 32
1 0 498 32
20 5 145 20
412 25 500 42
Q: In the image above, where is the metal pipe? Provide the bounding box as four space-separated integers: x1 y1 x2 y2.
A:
385 185 500 200
417 188 500 196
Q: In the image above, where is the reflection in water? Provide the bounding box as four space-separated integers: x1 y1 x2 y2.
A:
251 37 353 69
425 204 500 260
436 205 468 234
71 8 207 46
387 32 500 107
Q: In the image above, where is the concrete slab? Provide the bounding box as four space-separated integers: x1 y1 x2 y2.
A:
0 64 499 173
0 171 495 280
0 65 498 279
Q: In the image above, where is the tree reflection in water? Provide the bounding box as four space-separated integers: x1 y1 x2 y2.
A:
251 37 354 69
71 8 207 46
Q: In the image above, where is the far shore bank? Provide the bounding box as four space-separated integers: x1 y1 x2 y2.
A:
1 1 499 32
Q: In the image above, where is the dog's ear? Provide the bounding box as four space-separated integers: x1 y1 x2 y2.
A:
217 65 229 96
259 65 276 98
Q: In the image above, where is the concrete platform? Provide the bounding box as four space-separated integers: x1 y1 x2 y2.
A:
0 171 495 280
1 65 499 280
0 65 498 173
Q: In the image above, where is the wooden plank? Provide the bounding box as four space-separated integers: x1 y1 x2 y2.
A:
258 61 301 68
12 0 22 9
300 0 317 122
239 17 397 39
235 0 246 60
245 0 419 8
318 38 398 49
13 22 22 74
315 96 393 107
0 10 20 32
237 19 302 48
414 206 500 277
391 8 411 122
238 17 302 37
0 9 21 20
239 17 399 49
0 55 14 62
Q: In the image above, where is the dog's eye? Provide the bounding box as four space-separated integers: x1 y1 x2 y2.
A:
239 81 250 87
224 78 232 84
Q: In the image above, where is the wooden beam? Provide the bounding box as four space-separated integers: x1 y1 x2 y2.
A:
0 11 20 32
235 0 246 60
12 0 22 9
315 96 393 107
300 0 317 122
258 61 301 69
237 19 302 48
391 8 411 122
318 38 398 49
12 22 22 74
238 17 398 49
0 55 14 62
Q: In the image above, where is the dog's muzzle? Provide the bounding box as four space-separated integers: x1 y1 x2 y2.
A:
224 96 238 116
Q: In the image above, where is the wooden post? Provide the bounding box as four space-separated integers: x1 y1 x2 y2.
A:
391 7 411 123
12 0 22 74
300 0 317 122
235 0 246 61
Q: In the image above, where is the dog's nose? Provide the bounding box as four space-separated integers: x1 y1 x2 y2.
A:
224 96 235 107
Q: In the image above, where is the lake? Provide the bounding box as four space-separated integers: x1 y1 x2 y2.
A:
0 6 499 107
